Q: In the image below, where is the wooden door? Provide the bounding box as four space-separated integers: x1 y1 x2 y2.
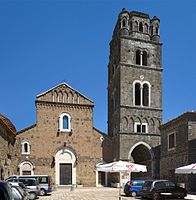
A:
60 163 72 185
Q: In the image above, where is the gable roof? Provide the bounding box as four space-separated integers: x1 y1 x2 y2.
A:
160 111 196 130
36 82 93 103
17 124 36 134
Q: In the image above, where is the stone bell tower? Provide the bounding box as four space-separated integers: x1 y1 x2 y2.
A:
107 8 162 178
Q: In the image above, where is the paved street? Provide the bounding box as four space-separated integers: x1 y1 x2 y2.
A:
39 187 135 200
38 187 196 200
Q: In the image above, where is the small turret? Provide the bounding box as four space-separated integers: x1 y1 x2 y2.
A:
150 16 160 42
118 8 130 36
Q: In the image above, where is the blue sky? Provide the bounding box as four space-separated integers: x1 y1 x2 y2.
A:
0 0 196 133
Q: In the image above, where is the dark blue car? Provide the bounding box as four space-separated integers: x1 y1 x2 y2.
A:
124 180 145 197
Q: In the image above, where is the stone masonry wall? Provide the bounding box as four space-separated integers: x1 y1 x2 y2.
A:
16 101 103 186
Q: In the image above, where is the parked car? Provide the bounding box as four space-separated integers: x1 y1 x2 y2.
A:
6 178 39 200
11 185 29 200
124 180 145 196
140 180 187 200
9 182 29 199
0 180 14 199
7 175 52 196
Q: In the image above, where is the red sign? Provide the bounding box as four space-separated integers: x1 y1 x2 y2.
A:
126 164 134 169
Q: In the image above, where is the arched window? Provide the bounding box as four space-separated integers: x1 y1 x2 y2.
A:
133 81 151 107
130 21 133 31
135 83 141 106
150 26 153 35
143 83 149 106
121 19 126 28
144 23 148 33
134 21 138 31
136 50 140 65
136 50 148 66
142 51 147 66
155 25 159 35
63 115 68 129
59 113 71 132
139 22 143 32
21 141 30 155
24 143 28 152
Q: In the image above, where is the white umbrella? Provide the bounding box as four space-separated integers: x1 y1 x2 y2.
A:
175 163 196 174
96 161 147 199
96 160 147 173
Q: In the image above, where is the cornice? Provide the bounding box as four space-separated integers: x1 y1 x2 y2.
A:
119 132 161 136
119 62 163 72
120 105 162 112
35 100 94 110
120 35 163 46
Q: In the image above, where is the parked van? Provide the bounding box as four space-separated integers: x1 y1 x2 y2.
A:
6 175 52 196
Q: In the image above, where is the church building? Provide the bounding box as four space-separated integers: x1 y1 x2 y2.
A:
1 8 195 192
16 82 104 186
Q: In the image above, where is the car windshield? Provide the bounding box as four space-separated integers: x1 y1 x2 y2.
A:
164 181 176 187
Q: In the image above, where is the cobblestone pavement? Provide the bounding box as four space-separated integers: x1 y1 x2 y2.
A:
38 187 196 200
38 187 133 200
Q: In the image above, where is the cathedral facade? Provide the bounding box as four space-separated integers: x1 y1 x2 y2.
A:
15 82 104 186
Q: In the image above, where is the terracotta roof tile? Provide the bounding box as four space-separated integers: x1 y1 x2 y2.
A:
0 113 16 134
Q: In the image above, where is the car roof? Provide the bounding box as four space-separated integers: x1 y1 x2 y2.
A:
132 180 145 182
144 179 169 182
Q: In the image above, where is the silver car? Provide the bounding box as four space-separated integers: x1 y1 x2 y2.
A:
11 185 29 200
7 178 39 200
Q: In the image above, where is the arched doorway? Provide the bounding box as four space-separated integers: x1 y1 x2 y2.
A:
55 148 76 186
19 161 34 175
128 142 154 179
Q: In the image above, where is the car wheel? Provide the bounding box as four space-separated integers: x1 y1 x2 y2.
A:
131 191 137 197
29 192 36 200
153 192 160 200
40 189 46 196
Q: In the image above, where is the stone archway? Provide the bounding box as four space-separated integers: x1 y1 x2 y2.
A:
19 161 34 175
128 141 154 179
55 148 76 186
